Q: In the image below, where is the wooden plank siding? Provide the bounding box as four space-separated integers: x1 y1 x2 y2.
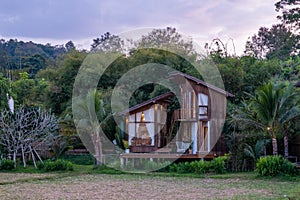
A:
119 71 233 159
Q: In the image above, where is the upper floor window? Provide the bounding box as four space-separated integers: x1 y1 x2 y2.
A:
198 93 208 119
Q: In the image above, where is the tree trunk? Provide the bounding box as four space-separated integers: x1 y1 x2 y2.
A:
263 141 267 156
97 141 103 166
33 147 44 164
272 138 278 156
284 130 289 158
21 145 26 168
13 151 17 168
29 146 37 169
94 130 103 166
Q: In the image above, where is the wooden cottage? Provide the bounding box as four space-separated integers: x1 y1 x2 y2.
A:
120 72 233 160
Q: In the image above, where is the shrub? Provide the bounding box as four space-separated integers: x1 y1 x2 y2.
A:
64 154 95 165
190 160 211 174
123 161 134 171
40 159 74 171
0 159 15 170
211 156 229 174
37 161 44 170
163 156 229 174
256 155 297 176
143 160 158 171
168 163 178 173
177 162 193 173
141 160 172 172
156 161 172 172
107 160 121 169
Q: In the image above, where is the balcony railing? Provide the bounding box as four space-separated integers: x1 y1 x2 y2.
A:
173 109 197 120
173 108 209 121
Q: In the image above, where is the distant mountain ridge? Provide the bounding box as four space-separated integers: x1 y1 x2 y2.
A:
0 38 69 77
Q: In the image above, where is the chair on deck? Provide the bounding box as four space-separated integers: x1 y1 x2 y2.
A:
176 141 190 153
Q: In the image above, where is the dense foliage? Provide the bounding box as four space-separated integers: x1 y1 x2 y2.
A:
256 155 297 176
0 39 68 78
0 159 15 170
168 155 229 174
38 159 74 171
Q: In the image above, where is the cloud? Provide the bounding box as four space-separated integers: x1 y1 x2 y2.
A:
0 0 279 54
1 15 20 23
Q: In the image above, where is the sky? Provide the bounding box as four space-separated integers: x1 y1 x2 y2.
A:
0 0 279 55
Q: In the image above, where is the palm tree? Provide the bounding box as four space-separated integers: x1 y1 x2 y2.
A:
73 89 110 166
279 84 300 157
231 82 300 156
244 139 270 161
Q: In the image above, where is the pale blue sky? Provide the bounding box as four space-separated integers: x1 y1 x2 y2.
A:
0 0 279 54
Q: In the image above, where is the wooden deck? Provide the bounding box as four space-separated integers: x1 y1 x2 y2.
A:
120 152 214 159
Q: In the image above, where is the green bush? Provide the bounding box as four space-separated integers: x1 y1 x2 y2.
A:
143 160 158 171
142 160 172 172
256 155 297 176
176 162 193 173
39 159 74 171
0 159 15 170
168 163 178 172
37 161 44 170
64 154 95 165
163 156 229 174
211 156 229 174
156 161 172 172
190 160 211 174
123 161 134 171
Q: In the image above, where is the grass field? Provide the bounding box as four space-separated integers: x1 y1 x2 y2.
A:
0 166 299 199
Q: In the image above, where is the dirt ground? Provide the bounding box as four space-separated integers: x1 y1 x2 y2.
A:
0 173 296 199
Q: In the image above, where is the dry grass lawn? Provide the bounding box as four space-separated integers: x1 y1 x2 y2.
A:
0 172 299 199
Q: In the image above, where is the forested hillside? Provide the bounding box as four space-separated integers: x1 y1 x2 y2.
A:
0 39 76 78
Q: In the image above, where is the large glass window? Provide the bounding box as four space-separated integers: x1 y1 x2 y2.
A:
128 107 155 146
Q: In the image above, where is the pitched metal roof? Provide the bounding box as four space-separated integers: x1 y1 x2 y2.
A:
118 72 234 115
118 92 174 115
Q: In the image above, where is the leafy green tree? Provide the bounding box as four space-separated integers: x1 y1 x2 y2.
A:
91 32 124 52
244 139 270 162
73 89 113 166
44 50 87 114
215 56 281 103
0 73 11 110
65 41 76 52
23 54 47 77
136 27 196 59
94 28 200 107
275 0 300 31
11 72 35 105
231 82 300 156
0 39 66 71
242 58 281 96
245 24 299 60
279 55 300 81
216 57 245 103
31 78 50 107
206 38 236 58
